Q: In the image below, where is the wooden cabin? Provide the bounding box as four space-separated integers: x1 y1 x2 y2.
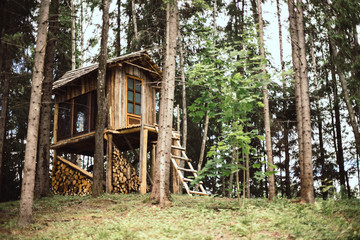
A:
50 50 208 196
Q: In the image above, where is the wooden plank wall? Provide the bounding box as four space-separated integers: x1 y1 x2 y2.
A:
113 64 156 129
55 74 98 104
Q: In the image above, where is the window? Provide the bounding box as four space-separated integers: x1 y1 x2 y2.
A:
74 94 89 134
57 91 97 140
58 101 72 139
127 77 142 116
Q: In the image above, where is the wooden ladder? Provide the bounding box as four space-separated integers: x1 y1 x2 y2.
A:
155 126 208 196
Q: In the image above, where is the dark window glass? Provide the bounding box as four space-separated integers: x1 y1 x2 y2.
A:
58 101 71 139
74 94 88 134
127 77 141 116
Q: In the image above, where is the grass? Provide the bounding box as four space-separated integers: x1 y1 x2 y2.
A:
0 194 359 240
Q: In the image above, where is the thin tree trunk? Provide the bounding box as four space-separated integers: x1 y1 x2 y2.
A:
288 0 305 199
329 39 347 192
71 0 76 70
197 110 209 173
245 152 250 198
131 0 138 43
80 0 84 66
150 0 177 207
93 0 110 198
178 28 187 150
35 0 59 198
18 0 50 227
0 41 10 197
116 0 121 56
276 0 291 199
256 0 275 201
310 35 327 199
296 0 315 203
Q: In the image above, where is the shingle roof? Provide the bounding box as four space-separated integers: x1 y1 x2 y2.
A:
53 50 162 90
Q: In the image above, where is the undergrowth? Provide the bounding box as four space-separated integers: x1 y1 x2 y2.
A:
0 194 359 240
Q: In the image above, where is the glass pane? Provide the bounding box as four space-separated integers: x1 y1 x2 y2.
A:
128 102 134 114
135 80 141 92
128 78 134 90
135 93 141 103
128 91 134 101
58 101 71 139
135 104 141 115
74 95 88 133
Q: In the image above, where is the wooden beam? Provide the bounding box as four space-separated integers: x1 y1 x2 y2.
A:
124 61 161 77
140 129 148 194
50 131 95 149
106 133 113 193
57 155 93 179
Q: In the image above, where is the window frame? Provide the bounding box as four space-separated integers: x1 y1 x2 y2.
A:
57 91 97 140
126 76 143 125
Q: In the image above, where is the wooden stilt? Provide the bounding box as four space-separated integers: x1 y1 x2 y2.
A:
140 129 148 193
106 133 113 193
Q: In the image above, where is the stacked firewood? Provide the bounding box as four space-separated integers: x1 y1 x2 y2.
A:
51 159 92 196
112 146 139 194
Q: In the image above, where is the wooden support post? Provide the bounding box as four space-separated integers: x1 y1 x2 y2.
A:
177 104 180 132
106 133 113 193
140 129 148 193
151 144 156 181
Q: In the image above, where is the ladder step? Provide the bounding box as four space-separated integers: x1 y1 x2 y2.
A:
171 154 191 162
183 178 203 184
177 166 197 173
172 136 180 140
171 145 185 151
189 190 209 196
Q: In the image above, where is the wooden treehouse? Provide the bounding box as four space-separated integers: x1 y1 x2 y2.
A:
50 50 207 196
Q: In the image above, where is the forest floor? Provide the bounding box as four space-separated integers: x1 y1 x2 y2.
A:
0 194 359 240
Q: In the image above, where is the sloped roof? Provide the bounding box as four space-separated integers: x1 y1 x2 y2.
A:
53 50 162 90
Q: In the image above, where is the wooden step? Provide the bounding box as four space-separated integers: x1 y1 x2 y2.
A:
171 145 185 151
171 154 191 162
177 166 197 173
183 178 203 184
189 190 209 196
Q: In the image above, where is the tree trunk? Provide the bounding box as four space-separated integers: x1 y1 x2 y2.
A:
0 39 10 197
245 153 250 198
80 0 84 67
276 0 291 199
35 0 59 198
116 0 121 56
71 0 76 70
178 28 187 150
329 39 347 193
150 0 177 207
296 0 315 203
197 110 209 174
93 0 110 198
131 0 138 44
18 0 50 227
256 0 275 201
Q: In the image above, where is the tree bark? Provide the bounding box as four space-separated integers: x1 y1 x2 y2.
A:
295 0 315 203
18 0 50 227
93 0 110 198
35 0 59 198
310 34 327 199
256 0 275 201
71 0 76 70
80 0 84 67
116 0 121 56
131 0 138 44
276 0 291 199
329 39 346 192
0 39 10 197
150 0 177 207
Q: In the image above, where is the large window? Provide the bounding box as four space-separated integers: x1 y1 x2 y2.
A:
127 77 142 116
57 91 97 140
